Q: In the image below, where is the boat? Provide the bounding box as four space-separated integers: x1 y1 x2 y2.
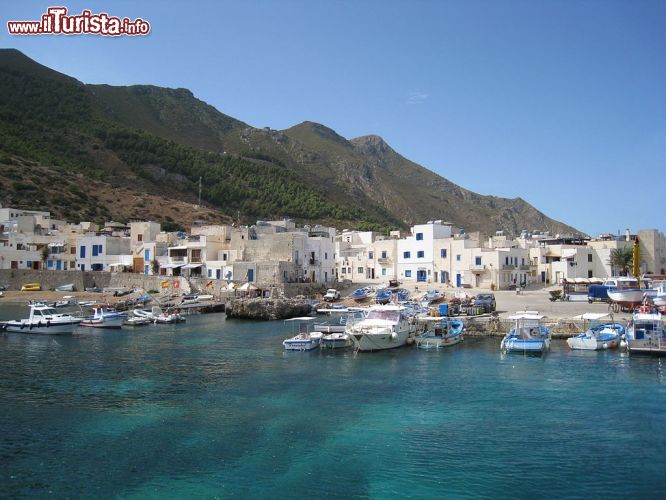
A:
375 289 392 305
133 306 186 324
352 287 370 302
283 317 323 351
123 316 152 327
5 303 82 334
321 332 353 349
566 313 624 350
415 317 464 349
79 306 128 329
54 283 75 292
652 284 666 313
319 310 365 349
346 305 417 352
605 277 656 309
54 296 77 308
501 311 550 354
625 307 666 356
396 288 410 302
20 283 41 292
421 289 443 306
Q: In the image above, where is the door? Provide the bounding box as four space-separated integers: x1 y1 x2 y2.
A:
440 271 448 284
541 271 546 283
216 269 221 279
56 260 62 270
456 273 462 287
247 269 254 282
417 270 427 282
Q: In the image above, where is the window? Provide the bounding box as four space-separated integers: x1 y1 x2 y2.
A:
505 257 509 265
405 270 412 277
341 268 346 274
456 254 461 261
381 251 387 259
440 249 447 258
325 252 328 260
416 233 423 241
368 251 373 259
358 267 364 274
475 257 481 265
223 253 228 261
382 268 387 276
79 246 86 258
347 267 352 274
92 245 97 257
138 234 143 242
70 246 75 254
417 251 425 258
588 270 593 278
403 251 411 259
588 254 593 262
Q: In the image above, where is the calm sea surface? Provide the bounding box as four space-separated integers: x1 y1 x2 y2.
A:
1 305 665 498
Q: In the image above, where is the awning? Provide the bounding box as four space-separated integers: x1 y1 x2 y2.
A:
169 246 188 251
162 263 185 269
48 241 65 247
182 263 202 269
561 249 577 258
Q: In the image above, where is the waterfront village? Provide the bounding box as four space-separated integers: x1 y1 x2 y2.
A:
1 204 665 293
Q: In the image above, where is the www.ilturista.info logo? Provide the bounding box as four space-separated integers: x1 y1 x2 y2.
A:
7 7 150 36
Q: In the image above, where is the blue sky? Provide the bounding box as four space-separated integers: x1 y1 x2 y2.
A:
2 1 664 236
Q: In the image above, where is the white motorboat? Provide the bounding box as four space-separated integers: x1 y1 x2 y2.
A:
283 317 322 351
415 317 464 349
346 305 417 352
79 306 128 329
123 316 152 327
566 313 623 350
501 311 550 354
321 332 353 349
5 303 82 334
625 307 666 355
133 306 185 324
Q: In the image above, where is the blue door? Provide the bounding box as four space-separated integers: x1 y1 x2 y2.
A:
456 273 462 287
440 271 448 284
416 270 427 282
56 260 62 270
216 269 221 279
247 269 254 282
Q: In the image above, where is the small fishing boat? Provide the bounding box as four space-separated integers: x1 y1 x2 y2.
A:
79 306 128 329
396 289 410 302
123 316 152 327
415 317 464 349
20 283 41 292
421 289 443 305
652 284 666 313
133 306 185 324
501 311 550 354
5 303 81 334
375 289 392 305
283 317 323 351
566 313 624 350
321 332 353 349
625 306 666 356
54 283 75 292
352 287 370 302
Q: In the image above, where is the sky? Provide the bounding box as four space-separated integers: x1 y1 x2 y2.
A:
2 0 665 236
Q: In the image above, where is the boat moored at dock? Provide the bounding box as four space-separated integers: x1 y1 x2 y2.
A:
346 305 416 352
566 313 624 350
625 308 665 356
5 303 82 334
79 306 128 329
501 311 550 354
415 317 464 349
283 317 323 351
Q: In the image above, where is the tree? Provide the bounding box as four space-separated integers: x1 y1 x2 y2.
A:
41 245 49 264
608 247 633 276
151 258 159 275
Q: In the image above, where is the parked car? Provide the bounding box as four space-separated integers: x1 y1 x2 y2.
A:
473 293 496 313
323 289 341 301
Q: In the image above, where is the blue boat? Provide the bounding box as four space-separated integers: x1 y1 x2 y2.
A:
415 317 464 349
352 287 370 302
567 313 624 350
501 312 550 354
375 289 392 305
396 289 410 302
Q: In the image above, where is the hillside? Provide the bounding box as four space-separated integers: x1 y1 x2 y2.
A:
0 49 580 236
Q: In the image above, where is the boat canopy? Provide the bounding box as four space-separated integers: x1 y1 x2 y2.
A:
573 313 611 321
285 317 317 322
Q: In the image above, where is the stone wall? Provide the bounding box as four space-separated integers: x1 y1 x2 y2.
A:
0 269 112 291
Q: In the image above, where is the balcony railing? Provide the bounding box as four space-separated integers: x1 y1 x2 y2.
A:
378 257 391 264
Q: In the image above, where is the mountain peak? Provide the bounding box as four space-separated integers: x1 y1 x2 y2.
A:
0 48 80 85
351 134 394 156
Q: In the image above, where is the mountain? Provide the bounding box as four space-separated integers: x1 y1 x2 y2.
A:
0 49 580 236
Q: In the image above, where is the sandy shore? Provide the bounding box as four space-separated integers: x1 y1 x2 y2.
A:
0 290 131 305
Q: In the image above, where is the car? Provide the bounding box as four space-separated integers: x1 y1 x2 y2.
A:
473 293 496 313
323 289 341 301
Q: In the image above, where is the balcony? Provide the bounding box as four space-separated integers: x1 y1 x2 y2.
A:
378 257 391 264
470 264 486 273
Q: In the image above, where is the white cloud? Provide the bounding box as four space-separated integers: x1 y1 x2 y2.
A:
406 89 429 105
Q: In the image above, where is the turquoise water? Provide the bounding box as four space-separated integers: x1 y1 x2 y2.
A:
1 307 665 498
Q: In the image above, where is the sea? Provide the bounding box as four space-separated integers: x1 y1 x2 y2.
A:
1 305 665 498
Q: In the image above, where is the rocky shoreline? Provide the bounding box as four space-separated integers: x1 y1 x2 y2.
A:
225 298 312 321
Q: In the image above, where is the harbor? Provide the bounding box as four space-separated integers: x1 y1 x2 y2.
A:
1 308 665 498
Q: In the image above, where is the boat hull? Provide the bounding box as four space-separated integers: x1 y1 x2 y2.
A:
627 339 666 356
322 333 352 349
283 338 321 351
351 330 412 352
501 338 550 353
79 316 126 329
607 289 652 307
5 320 80 334
567 333 619 350
415 334 463 349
